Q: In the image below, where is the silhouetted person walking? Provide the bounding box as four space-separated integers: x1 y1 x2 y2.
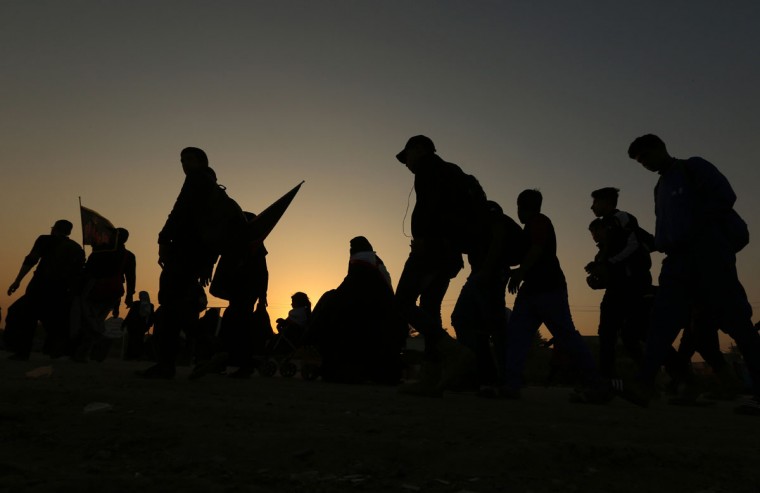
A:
139 147 245 378
500 190 607 402
192 211 271 379
452 200 524 389
624 134 760 414
5 219 84 359
394 135 480 396
72 227 136 362
586 187 653 378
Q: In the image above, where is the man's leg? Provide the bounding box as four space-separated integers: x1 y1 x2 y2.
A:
597 289 622 378
395 253 449 350
502 292 543 393
541 289 597 382
451 278 496 386
638 255 691 387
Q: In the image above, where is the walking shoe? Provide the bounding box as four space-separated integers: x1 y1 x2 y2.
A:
734 396 760 416
136 363 176 379
434 335 476 391
610 378 651 407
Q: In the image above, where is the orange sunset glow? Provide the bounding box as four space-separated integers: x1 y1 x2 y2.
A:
2 2 759 352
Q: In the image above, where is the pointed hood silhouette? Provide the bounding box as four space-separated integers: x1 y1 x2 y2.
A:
210 181 304 301
246 181 304 250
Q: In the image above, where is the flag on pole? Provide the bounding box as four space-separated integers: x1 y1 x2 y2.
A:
210 181 304 300
247 180 305 250
80 204 116 247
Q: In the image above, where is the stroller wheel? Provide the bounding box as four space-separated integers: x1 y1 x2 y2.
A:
260 360 278 377
280 362 297 378
301 364 320 381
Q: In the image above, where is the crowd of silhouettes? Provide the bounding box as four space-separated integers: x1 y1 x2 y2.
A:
3 134 760 416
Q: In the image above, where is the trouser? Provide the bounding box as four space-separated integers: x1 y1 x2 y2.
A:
597 284 650 377
156 260 205 368
395 250 459 353
503 288 597 390
640 243 760 395
451 275 509 385
4 291 72 357
219 300 259 367
677 311 728 373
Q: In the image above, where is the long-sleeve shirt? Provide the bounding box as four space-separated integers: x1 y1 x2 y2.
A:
654 157 736 254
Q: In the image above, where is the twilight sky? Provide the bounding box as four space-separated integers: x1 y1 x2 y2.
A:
2 1 759 347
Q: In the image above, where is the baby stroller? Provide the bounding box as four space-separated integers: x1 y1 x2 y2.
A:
258 318 320 379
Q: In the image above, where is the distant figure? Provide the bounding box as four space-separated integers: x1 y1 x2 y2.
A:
452 200 524 389
5 219 85 359
394 135 480 396
624 134 760 414
139 147 246 379
72 227 136 362
585 187 653 378
115 227 137 311
499 190 607 402
122 291 155 360
308 236 407 384
276 292 311 340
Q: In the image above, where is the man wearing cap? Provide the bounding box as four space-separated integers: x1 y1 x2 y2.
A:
5 219 85 359
395 135 481 396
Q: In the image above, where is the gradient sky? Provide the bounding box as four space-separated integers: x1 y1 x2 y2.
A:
2 1 759 349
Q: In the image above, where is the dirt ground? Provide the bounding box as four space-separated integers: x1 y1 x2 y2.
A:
1 352 758 493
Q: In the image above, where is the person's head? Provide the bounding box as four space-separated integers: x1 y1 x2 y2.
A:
116 227 129 245
180 147 209 174
627 134 672 172
516 189 542 224
349 236 373 256
590 187 619 218
138 291 150 302
291 292 310 308
486 200 504 215
52 219 73 236
588 218 606 244
396 135 436 173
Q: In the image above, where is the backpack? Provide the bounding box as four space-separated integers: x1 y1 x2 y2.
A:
634 224 656 253
445 166 490 253
199 184 248 254
666 159 749 253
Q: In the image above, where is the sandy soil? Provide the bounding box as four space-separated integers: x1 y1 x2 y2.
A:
1 353 758 493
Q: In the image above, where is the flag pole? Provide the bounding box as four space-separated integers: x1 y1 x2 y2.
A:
78 196 85 248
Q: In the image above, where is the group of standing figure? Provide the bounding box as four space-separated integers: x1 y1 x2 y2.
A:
4 134 760 415
3 220 151 363
391 133 760 415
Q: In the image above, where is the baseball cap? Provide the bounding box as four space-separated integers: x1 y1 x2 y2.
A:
396 135 436 164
